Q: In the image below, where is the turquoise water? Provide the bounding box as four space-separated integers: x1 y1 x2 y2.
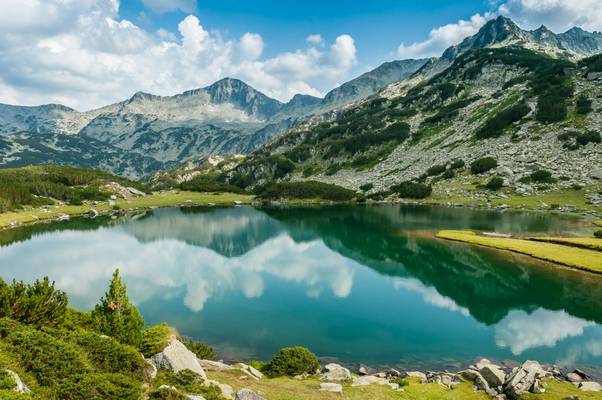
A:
0 205 601 372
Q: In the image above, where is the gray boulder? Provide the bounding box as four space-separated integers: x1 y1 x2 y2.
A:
460 369 497 397
235 388 266 400
480 364 506 388
319 382 343 394
579 381 602 392
151 339 207 378
321 363 352 381
503 360 548 399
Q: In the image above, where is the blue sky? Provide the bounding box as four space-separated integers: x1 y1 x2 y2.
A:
0 0 600 110
121 0 488 67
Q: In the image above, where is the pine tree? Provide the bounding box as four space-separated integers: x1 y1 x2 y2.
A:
91 269 144 346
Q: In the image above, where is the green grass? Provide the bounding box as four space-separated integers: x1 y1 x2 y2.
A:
0 191 254 230
530 236 602 251
207 370 491 400
436 230 602 273
595 219 602 227
521 380 602 400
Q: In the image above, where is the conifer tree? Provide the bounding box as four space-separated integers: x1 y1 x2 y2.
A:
91 269 144 346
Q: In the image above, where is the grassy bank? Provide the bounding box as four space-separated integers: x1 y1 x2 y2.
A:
436 230 602 273
530 236 602 251
0 190 254 230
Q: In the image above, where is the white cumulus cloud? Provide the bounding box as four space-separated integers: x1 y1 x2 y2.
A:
494 308 594 355
306 34 323 45
0 0 357 110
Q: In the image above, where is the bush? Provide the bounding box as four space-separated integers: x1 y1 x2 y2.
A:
91 269 144 347
576 131 601 146
257 181 356 202
179 177 244 194
7 327 90 385
390 182 432 199
183 339 215 360
69 330 146 377
0 277 67 326
485 176 504 190
442 169 455 180
449 159 465 170
595 230 602 238
476 103 530 139
359 183 373 192
0 370 15 390
149 387 189 400
470 157 497 174
264 347 320 378
156 370 222 400
141 323 171 358
426 164 447 176
530 170 556 183
576 94 593 114
52 373 143 400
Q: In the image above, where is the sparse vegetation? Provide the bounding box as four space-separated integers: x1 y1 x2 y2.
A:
390 182 432 199
475 102 530 139
470 157 497 174
257 181 356 201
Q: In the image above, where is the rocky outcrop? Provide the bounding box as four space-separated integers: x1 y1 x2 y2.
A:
578 381 602 392
235 363 264 380
503 360 548 398
321 363 352 382
235 388 266 400
150 339 207 378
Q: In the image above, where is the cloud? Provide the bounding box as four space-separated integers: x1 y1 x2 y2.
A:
306 34 323 45
397 14 491 59
0 0 357 110
392 277 470 316
499 0 602 32
494 308 594 355
142 0 197 14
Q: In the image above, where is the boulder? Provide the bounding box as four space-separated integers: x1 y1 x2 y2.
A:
206 380 234 399
352 375 389 387
321 363 352 382
235 388 266 400
590 169 602 180
235 363 264 380
144 358 158 380
578 381 602 392
151 339 206 378
566 372 583 383
358 366 368 375
319 382 343 394
4 369 31 394
480 364 506 388
199 359 233 370
503 360 547 399
406 371 427 382
460 369 497 397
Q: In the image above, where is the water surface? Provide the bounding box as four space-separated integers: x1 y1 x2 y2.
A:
1 205 601 373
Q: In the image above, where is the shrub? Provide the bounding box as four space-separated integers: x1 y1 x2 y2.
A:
449 159 465 170
52 373 142 400
470 157 497 174
69 330 146 377
184 339 215 360
485 176 504 190
7 327 90 385
359 183 373 192
576 94 593 114
257 181 356 202
576 131 601 146
149 387 189 400
264 347 320 378
390 182 432 199
91 269 144 347
156 370 223 400
442 169 455 180
0 277 67 326
595 230 602 238
0 370 15 390
476 103 530 139
141 323 171 358
426 164 447 176
530 170 556 183
179 177 244 194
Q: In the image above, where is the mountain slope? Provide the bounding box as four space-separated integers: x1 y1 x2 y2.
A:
224 46 602 207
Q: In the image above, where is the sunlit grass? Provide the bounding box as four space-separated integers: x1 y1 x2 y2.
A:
0 191 254 230
436 230 602 273
530 236 602 251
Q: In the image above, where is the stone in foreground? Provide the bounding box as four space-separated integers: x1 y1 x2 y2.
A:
579 381 602 391
321 363 352 381
235 388 266 400
151 339 207 378
320 382 343 394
